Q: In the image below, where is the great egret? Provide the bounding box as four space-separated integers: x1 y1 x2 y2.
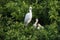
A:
24 6 32 26
33 18 38 28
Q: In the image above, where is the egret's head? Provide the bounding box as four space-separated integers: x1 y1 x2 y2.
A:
29 6 32 10
36 18 38 22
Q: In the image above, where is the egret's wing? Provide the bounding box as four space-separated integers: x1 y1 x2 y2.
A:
24 13 30 24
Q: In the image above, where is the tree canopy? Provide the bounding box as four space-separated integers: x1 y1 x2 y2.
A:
0 0 60 40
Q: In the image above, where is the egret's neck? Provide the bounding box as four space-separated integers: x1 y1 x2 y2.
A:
35 21 38 24
29 9 32 13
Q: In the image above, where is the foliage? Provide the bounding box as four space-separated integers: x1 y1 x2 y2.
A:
0 0 60 40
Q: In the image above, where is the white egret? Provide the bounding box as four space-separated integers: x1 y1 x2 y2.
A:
33 18 38 28
37 23 44 29
33 18 44 29
24 6 32 26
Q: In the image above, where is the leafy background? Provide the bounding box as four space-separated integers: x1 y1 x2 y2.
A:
0 0 60 40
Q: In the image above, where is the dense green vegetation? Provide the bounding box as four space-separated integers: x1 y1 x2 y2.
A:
0 0 60 40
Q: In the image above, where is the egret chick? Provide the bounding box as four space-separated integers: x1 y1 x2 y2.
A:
24 6 32 26
37 23 44 29
33 18 38 28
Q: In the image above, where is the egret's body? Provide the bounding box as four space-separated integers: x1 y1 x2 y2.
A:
24 6 32 26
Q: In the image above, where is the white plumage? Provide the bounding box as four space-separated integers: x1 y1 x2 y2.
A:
33 18 44 29
33 18 38 28
37 23 44 29
24 6 32 26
